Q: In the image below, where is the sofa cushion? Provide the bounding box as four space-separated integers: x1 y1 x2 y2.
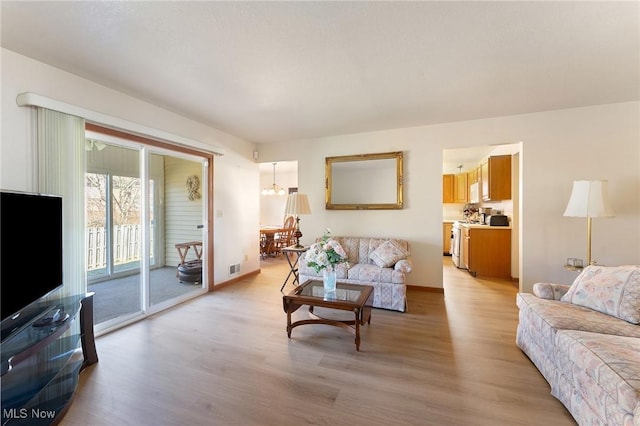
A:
369 239 408 267
516 293 640 343
347 263 405 285
554 330 640 424
561 265 640 324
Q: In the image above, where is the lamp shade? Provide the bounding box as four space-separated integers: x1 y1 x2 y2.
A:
563 180 614 218
284 193 311 216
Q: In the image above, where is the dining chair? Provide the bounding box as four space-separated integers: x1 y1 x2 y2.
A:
274 215 295 253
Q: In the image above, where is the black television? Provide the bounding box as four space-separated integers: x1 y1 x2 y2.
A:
0 190 63 340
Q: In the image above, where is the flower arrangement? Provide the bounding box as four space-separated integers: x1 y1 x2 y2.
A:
463 203 478 219
303 229 348 273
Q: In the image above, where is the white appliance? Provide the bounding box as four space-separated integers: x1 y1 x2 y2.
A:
451 221 463 268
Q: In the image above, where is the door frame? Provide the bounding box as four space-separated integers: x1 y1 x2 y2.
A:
86 123 215 290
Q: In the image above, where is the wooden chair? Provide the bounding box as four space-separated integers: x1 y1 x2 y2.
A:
274 216 296 253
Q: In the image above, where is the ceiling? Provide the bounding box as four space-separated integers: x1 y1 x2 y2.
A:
1 1 638 144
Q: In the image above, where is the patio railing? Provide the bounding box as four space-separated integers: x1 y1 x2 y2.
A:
87 225 152 271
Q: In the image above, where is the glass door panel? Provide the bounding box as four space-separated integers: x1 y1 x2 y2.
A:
86 172 108 281
148 153 206 308
86 143 143 326
112 175 142 274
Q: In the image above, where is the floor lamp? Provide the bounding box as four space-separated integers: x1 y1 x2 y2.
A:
563 180 614 266
284 193 312 248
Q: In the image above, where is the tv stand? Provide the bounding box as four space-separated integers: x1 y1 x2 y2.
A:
32 306 70 328
1 293 98 425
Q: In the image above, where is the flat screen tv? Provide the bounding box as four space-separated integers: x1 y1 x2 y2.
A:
1 190 63 340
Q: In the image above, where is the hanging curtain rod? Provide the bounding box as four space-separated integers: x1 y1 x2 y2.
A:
16 92 225 156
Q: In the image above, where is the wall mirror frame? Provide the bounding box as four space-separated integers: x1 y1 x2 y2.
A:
325 151 404 210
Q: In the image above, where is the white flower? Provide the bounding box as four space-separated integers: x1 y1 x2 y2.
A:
303 230 347 273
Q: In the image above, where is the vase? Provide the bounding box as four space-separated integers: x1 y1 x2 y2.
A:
322 267 336 293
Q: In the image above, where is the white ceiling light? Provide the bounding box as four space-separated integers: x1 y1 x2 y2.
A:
262 163 286 196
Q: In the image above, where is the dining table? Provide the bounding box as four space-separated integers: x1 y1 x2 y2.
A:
260 225 283 258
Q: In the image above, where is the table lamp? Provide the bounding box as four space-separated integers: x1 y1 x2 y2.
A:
563 180 614 266
284 193 312 248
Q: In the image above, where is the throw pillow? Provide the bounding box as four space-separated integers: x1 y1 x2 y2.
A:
561 265 640 324
369 240 407 268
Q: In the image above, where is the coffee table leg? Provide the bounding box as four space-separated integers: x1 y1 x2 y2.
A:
354 308 361 351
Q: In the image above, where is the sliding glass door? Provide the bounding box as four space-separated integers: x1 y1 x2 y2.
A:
85 135 208 331
147 151 207 310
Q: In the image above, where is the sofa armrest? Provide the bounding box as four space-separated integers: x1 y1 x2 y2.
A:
394 259 412 274
532 282 571 300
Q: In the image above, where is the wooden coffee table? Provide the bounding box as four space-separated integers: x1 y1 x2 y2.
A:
282 280 373 351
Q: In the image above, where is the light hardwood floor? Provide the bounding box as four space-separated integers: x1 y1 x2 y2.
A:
61 257 576 426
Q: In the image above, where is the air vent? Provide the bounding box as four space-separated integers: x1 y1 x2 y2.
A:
229 264 240 275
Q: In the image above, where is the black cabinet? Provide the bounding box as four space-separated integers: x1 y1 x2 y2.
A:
1 293 97 425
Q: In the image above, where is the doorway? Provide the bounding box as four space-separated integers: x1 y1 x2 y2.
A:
442 143 521 283
259 161 298 226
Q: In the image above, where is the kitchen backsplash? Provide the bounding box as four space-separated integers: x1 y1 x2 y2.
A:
443 200 513 221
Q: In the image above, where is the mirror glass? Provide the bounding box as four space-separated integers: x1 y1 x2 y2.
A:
325 151 403 210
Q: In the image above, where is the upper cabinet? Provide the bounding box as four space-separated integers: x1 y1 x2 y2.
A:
481 155 512 201
443 173 468 204
467 167 479 185
467 166 481 203
453 173 468 203
443 174 454 203
443 154 512 204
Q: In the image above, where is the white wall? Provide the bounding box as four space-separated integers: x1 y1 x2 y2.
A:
0 48 261 286
257 102 640 292
3 49 638 293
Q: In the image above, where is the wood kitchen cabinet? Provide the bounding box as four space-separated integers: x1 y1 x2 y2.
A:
467 167 479 185
443 222 453 254
453 173 468 203
443 174 454 203
464 226 511 278
462 227 470 270
481 155 512 201
443 173 469 204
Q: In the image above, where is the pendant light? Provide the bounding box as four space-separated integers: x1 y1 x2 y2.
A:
262 162 286 196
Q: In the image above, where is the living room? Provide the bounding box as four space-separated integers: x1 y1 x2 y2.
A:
1 2 638 425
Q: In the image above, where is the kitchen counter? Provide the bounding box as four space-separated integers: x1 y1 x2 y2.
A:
461 225 511 278
460 222 512 229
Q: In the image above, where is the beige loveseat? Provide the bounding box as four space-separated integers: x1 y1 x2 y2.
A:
298 236 411 312
516 265 640 426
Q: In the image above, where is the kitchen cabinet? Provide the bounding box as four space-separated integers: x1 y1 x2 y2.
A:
467 166 481 202
463 225 511 278
462 227 470 270
443 173 469 204
467 167 479 185
442 174 454 203
443 222 453 255
481 155 512 201
453 173 468 203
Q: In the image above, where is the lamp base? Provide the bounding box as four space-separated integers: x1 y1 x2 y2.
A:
293 217 303 248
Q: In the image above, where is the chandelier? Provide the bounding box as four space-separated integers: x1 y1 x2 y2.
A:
262 162 286 196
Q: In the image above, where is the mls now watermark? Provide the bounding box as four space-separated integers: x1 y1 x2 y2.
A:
3 408 57 420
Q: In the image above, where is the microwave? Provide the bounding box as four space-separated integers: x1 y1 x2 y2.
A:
469 182 480 203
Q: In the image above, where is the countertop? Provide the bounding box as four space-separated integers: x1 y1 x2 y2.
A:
443 219 511 229
460 222 512 230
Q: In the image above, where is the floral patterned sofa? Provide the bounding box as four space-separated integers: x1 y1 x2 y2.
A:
298 236 411 312
516 265 640 426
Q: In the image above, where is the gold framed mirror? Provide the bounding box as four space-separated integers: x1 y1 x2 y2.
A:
325 151 403 210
